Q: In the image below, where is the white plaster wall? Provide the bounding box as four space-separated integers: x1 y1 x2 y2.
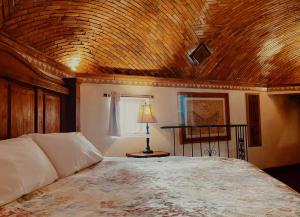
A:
248 94 300 168
80 83 300 169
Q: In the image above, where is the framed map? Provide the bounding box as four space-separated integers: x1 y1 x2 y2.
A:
178 92 230 144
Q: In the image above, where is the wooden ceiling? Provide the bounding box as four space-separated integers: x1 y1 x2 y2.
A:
1 0 300 86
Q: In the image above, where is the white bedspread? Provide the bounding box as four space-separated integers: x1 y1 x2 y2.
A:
1 157 300 217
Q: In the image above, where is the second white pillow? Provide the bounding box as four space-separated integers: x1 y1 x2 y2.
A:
27 132 103 178
0 137 58 206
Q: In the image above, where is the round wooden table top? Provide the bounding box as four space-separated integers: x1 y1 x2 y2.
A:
126 151 170 158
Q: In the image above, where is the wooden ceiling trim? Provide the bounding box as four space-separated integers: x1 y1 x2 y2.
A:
0 32 75 79
77 73 267 92
267 86 300 95
0 45 69 94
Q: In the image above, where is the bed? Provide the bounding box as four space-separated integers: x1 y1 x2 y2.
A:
1 41 300 217
1 157 300 217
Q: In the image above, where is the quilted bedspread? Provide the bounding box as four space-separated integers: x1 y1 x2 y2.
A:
1 157 300 217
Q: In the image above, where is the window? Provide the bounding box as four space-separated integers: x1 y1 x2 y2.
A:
119 97 149 137
246 94 262 147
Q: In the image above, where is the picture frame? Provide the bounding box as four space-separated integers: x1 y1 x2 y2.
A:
178 92 231 144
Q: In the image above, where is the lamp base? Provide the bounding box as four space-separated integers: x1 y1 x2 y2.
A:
143 123 153 154
143 149 154 154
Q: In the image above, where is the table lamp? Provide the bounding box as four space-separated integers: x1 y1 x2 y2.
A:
137 103 157 153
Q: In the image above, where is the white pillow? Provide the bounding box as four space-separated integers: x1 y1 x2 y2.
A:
28 132 103 178
0 137 58 206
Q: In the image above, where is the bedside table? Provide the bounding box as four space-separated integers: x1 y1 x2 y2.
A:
126 151 170 158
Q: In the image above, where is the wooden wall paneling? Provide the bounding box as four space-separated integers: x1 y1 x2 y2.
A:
61 94 67 132
36 88 44 133
0 0 4 26
63 78 80 132
2 0 9 19
0 46 76 139
10 84 35 138
44 92 61 133
0 0 19 28
76 82 80 131
0 79 8 139
246 94 262 147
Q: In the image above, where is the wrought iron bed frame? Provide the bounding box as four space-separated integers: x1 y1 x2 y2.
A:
160 124 248 160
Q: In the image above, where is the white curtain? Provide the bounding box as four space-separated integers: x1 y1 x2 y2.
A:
108 92 121 137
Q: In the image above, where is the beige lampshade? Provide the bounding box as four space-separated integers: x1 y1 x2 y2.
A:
137 104 157 123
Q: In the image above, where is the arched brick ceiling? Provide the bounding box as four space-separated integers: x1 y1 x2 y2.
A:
1 0 300 86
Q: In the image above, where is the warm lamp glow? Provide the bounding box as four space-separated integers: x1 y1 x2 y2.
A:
68 55 81 71
137 104 157 123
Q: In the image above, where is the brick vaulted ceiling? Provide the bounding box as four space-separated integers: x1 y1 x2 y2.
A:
1 0 300 86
